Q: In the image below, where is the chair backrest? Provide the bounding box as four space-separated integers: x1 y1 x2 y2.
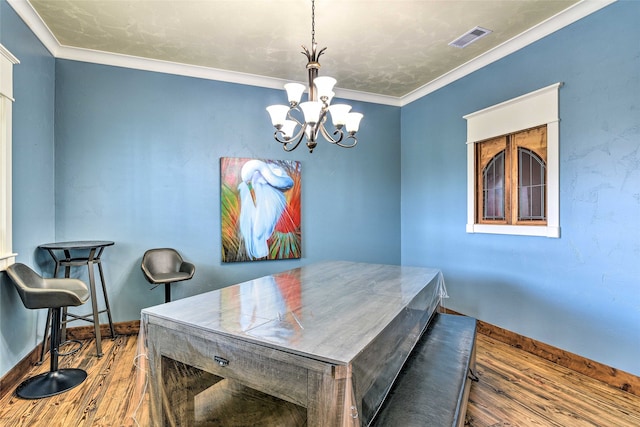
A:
6 263 47 306
5 263 88 310
141 248 184 276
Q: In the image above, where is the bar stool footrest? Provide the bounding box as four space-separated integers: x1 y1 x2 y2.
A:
58 339 84 357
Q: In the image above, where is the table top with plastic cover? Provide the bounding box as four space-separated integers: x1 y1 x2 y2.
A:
140 260 447 427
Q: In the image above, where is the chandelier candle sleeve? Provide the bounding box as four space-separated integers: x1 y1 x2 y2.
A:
266 105 290 128
265 0 363 153
346 113 364 133
285 83 306 106
281 120 298 139
328 104 351 127
313 76 336 100
299 102 323 126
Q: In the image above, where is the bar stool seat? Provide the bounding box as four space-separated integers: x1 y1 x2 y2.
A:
6 263 90 399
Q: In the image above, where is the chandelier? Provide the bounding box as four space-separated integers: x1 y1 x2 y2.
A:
266 0 363 153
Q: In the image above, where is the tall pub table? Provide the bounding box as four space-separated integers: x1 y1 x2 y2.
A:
38 241 116 359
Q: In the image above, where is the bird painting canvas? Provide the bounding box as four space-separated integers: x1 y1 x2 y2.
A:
221 157 301 262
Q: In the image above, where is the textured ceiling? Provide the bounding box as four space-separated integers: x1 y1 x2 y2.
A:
26 0 581 98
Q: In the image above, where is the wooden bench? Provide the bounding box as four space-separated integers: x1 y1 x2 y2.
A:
370 313 478 427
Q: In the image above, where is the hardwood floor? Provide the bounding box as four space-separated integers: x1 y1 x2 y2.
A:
467 335 640 426
1 333 639 426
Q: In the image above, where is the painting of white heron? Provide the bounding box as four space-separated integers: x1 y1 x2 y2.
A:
221 157 301 262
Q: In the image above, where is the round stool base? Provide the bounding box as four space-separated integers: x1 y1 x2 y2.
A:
16 368 87 399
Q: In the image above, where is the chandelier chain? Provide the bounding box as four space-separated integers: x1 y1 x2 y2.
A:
311 0 316 45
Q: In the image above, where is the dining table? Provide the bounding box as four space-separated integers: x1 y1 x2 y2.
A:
140 260 446 426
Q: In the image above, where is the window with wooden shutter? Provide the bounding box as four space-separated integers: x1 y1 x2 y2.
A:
464 83 560 238
476 125 547 226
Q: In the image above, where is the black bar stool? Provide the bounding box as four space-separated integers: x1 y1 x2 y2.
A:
6 263 90 399
141 248 195 303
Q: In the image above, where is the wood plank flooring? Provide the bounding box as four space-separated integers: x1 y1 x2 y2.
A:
1 333 639 426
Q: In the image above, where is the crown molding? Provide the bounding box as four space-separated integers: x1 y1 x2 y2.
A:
401 0 616 106
56 45 404 107
7 0 615 108
6 0 60 56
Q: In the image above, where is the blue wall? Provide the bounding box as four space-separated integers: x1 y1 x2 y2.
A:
0 0 56 377
401 1 639 376
52 60 401 323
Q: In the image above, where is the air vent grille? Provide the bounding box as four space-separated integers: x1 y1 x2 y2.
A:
449 26 492 48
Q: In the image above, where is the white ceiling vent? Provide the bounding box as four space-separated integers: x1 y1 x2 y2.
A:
449 26 492 48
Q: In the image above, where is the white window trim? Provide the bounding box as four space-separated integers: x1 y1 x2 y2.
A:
464 82 562 238
0 44 19 270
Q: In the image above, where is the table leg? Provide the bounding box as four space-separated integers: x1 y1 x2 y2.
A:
146 324 217 427
97 260 116 338
160 356 218 426
307 365 359 427
86 257 103 357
